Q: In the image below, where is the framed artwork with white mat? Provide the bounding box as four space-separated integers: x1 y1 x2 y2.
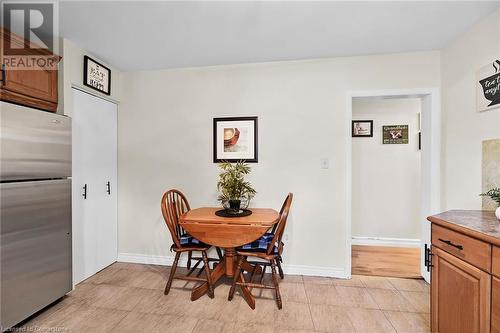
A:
213 117 258 163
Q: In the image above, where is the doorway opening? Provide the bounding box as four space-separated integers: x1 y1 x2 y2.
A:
351 97 421 278
346 89 441 283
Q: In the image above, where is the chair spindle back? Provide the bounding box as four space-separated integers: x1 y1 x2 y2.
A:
161 189 191 249
267 193 293 255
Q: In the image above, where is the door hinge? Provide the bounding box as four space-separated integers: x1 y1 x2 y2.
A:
82 184 87 199
106 181 111 195
424 243 434 272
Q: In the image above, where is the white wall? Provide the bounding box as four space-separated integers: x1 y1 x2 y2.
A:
352 98 421 240
60 38 122 116
117 51 440 276
441 9 500 210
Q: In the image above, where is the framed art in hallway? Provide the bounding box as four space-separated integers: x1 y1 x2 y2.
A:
352 120 373 137
213 116 258 163
383 125 409 144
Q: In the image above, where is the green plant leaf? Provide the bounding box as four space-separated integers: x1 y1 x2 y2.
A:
216 160 257 202
480 187 500 206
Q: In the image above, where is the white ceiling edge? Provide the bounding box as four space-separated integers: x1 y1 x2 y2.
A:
59 1 500 72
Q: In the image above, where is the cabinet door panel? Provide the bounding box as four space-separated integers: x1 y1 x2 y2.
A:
493 277 500 333
431 247 491 333
3 69 58 104
493 247 500 278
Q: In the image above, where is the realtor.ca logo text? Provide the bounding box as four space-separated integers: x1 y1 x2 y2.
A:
1 1 59 70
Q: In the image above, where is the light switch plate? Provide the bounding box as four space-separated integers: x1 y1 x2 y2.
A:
320 158 329 169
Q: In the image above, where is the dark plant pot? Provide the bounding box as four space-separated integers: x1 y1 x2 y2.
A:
228 199 241 213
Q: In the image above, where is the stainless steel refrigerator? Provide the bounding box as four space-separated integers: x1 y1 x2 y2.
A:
0 101 72 329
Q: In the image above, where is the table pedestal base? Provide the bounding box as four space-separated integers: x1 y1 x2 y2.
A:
191 247 259 309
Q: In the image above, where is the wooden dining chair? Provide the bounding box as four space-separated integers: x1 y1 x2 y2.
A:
272 196 289 279
228 193 293 309
161 189 220 298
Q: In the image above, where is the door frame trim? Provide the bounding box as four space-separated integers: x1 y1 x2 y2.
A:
71 84 119 105
345 88 441 282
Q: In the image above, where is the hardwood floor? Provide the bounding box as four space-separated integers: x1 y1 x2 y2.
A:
352 245 421 278
19 262 430 332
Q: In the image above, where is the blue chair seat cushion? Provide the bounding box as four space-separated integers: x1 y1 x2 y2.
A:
238 233 281 253
179 233 205 247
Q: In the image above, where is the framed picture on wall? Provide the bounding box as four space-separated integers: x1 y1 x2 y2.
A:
477 60 500 112
213 117 258 163
383 125 409 144
352 120 373 137
83 55 111 95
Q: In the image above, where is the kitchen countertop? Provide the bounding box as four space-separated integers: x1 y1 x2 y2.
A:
428 210 500 246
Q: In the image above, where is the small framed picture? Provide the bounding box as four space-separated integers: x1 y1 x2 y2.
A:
352 120 373 137
213 117 258 163
383 125 409 144
83 55 111 95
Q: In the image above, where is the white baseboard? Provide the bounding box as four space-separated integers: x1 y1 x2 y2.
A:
117 252 349 279
282 263 348 279
118 253 188 267
351 236 420 248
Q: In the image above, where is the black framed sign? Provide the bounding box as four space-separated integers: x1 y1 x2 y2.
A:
213 116 258 163
83 55 111 95
477 60 500 112
383 125 409 144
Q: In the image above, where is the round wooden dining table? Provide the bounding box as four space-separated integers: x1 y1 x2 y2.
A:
179 207 280 309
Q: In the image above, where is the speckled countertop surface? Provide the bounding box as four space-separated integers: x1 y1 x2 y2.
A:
428 210 500 246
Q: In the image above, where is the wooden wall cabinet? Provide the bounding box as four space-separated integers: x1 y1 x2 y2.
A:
428 211 500 333
0 28 60 112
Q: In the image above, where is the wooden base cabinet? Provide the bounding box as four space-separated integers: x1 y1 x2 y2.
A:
428 212 500 333
431 247 491 333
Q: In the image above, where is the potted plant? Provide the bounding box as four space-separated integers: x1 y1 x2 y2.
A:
217 161 256 213
480 188 500 220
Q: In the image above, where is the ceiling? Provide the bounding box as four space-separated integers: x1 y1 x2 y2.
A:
59 1 500 71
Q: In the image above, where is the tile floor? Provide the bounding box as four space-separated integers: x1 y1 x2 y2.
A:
19 262 430 332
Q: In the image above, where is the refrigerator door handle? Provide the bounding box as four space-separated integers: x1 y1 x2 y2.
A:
1 64 5 85
82 184 87 199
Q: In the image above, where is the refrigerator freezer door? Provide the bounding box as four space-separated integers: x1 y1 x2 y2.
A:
0 101 71 181
0 179 72 329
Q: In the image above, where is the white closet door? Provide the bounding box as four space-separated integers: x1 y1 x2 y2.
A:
72 88 117 285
